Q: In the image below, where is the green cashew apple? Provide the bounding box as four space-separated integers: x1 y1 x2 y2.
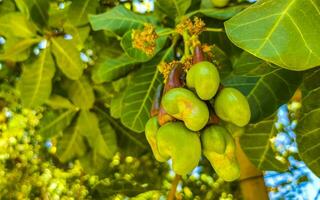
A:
186 61 220 100
201 125 240 181
145 117 167 162
214 88 251 127
161 88 209 131
211 0 230 7
201 126 226 154
157 122 201 175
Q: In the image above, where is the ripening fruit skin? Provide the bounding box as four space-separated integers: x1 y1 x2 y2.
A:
161 88 209 131
157 122 201 175
214 88 251 127
211 0 230 8
201 125 240 181
145 117 167 162
186 61 220 100
202 126 226 154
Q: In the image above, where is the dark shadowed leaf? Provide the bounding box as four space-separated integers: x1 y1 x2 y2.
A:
296 68 320 176
240 118 288 171
68 0 99 26
225 0 320 70
187 5 247 20
155 0 191 19
223 52 302 122
20 0 49 26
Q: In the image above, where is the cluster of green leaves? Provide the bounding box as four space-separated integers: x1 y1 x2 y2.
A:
1 0 320 196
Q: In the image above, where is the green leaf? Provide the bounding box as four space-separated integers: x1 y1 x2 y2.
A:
92 54 138 84
225 0 320 70
120 49 173 133
0 38 41 62
46 95 75 110
0 0 16 15
155 0 191 19
77 110 116 159
95 107 148 155
110 92 125 119
20 48 55 108
21 0 49 26
68 0 99 26
0 12 37 38
223 52 302 122
51 37 85 80
240 118 288 171
67 76 95 110
187 5 247 20
89 5 157 35
57 124 87 162
121 28 169 62
39 109 77 138
296 68 320 176
15 0 30 18
79 151 109 174
99 116 118 157
210 45 232 79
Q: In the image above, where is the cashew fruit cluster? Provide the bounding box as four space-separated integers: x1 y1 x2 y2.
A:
144 46 251 181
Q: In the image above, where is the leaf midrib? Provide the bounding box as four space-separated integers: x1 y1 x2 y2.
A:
28 49 47 107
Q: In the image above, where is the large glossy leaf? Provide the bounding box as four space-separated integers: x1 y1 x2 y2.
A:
155 0 191 19
240 118 288 171
121 49 173 133
38 109 77 138
296 68 320 176
20 48 55 108
92 54 138 84
225 0 320 70
57 124 87 162
51 37 85 80
77 110 115 159
0 12 36 38
68 0 99 26
89 5 156 36
67 76 95 110
0 38 41 62
223 52 302 122
120 29 169 62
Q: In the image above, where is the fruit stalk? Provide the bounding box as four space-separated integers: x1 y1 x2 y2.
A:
235 138 268 200
167 174 181 200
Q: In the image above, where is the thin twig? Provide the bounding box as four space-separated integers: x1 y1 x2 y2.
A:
167 174 181 200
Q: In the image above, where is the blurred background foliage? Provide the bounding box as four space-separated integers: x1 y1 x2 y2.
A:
0 0 320 199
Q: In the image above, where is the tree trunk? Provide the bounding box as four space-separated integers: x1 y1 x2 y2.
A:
236 138 269 200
